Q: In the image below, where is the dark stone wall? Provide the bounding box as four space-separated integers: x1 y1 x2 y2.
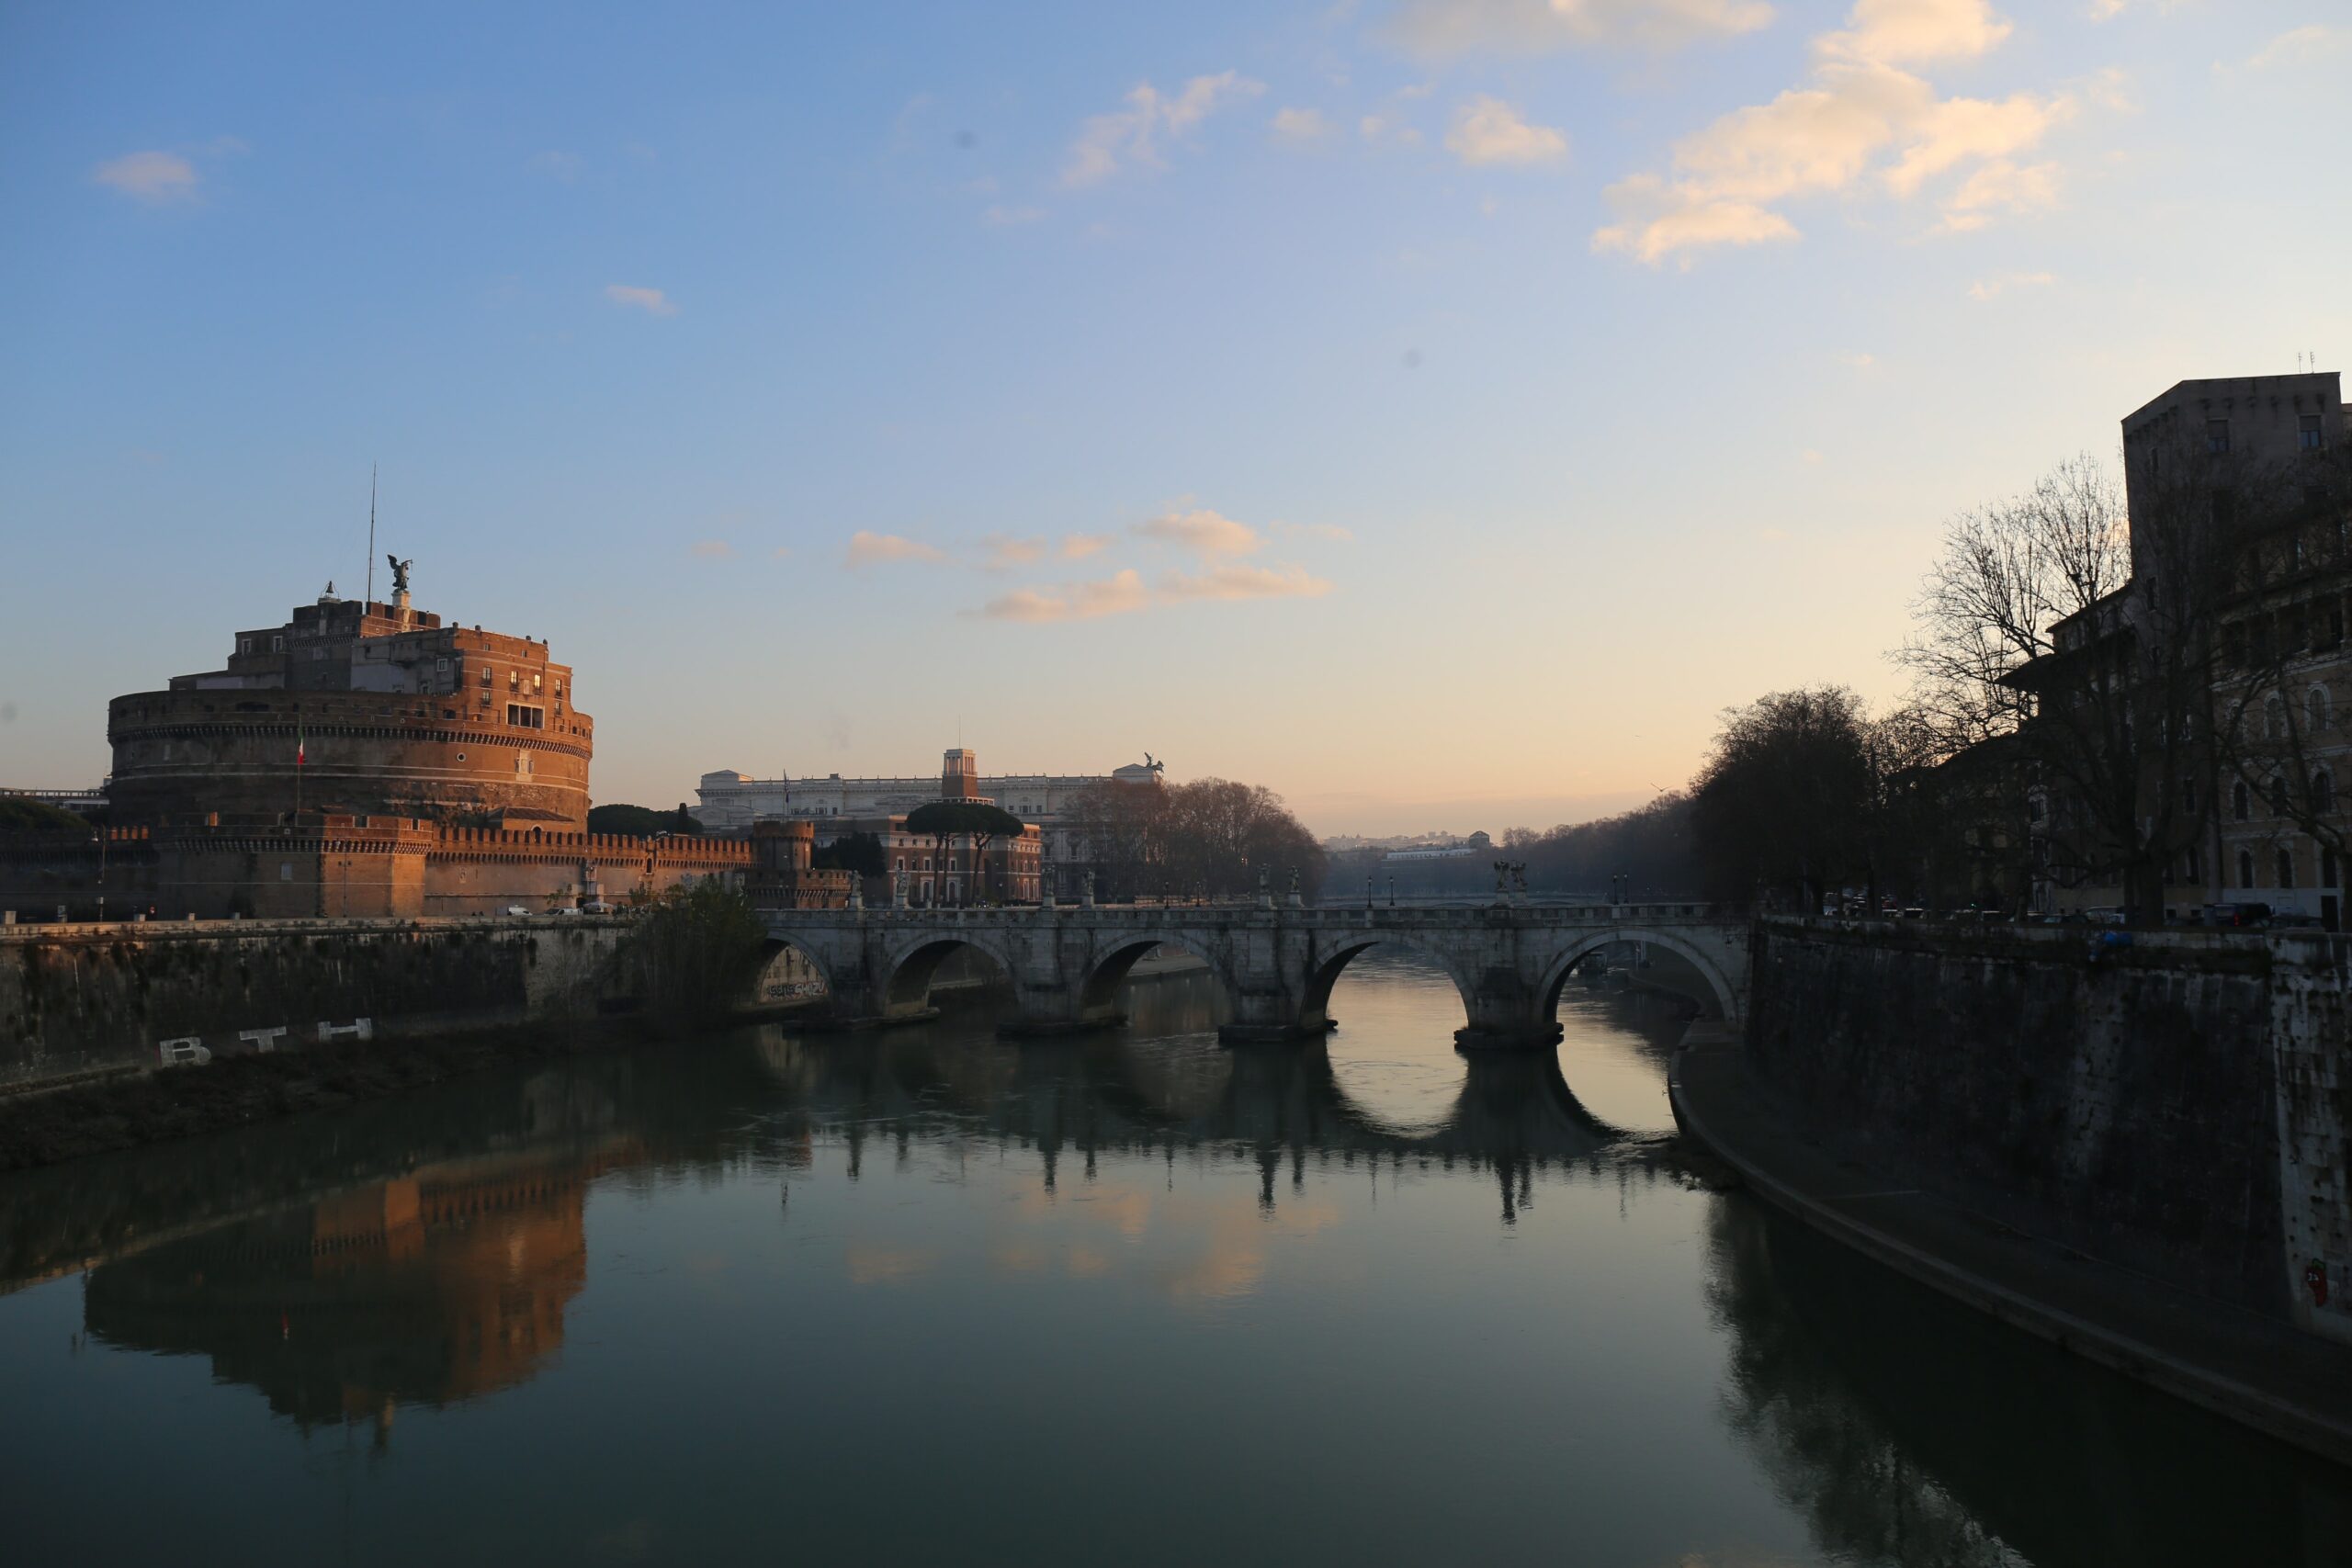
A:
1746 919 2285 1311
0 919 635 1088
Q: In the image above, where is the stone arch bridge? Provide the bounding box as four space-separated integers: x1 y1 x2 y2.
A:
759 900 1753 1048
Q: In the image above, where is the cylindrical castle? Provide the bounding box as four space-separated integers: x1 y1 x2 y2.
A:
106 584 594 829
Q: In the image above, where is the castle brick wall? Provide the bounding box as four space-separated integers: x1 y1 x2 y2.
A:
107 689 593 829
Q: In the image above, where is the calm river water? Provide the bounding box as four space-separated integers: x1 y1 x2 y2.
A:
2 952 2346 1565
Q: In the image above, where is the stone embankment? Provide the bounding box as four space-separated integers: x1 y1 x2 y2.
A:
1673 917 2352 1461
1 914 641 1093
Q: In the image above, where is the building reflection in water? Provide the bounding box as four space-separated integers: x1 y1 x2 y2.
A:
81 1139 637 1437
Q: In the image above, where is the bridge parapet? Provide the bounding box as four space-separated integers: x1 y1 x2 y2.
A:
760 901 1753 1048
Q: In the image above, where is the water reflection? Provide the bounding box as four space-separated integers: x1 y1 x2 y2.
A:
1708 1197 2352 1566
1 966 2346 1566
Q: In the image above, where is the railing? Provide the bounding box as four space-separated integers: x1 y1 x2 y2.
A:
766 899 1743 923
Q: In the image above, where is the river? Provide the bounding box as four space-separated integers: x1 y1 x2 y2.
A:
0 950 2345 1564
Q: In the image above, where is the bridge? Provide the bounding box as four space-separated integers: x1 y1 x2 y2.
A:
758 897 1752 1048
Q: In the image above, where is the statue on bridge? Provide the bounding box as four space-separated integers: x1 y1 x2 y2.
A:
386 555 413 596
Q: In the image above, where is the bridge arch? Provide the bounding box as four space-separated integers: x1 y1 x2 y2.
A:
1301 932 1480 1032
1077 931 1232 1020
744 935 836 1010
1534 928 1741 1026
876 930 1023 1017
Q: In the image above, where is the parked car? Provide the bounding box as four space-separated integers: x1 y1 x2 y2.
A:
582 899 617 914
503 905 531 917
2204 902 2272 929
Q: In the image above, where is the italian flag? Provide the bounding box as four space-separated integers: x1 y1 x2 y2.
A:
296 723 306 768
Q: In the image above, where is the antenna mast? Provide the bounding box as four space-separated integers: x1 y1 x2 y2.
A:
366 465 378 602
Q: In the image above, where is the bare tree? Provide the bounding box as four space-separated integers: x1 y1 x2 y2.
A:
1900 455 2225 924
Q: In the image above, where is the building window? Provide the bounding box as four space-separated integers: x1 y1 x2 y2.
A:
279 862 293 883
2233 780 2250 820
435 658 450 682
2239 849 2256 889
2301 413 2324 451
2207 418 2230 456
2315 770 2336 814
532 672 543 694
505 703 545 729
481 665 492 688
509 669 520 692
2310 688 2335 734
238 637 254 656
2326 850 2342 889
2278 848 2296 890
271 635 285 652
2180 778 2196 816
2269 775 2290 815
2182 847 2200 884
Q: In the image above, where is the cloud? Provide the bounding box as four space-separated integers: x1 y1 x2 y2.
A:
1135 508 1263 558
983 204 1046 225
604 284 678 316
1159 563 1334 603
526 150 583 182
1444 96 1569 166
1934 157 2060 231
1593 0 2091 263
980 570 1152 622
1389 0 1775 56
1272 107 1333 143
978 534 1048 569
2227 25 2346 73
1815 0 2010 67
976 558 1332 622
1062 72 1265 186
93 150 199 204
688 540 733 559
1593 178 1797 265
1883 90 2069 196
1966 267 2054 300
844 530 948 567
1060 533 1113 558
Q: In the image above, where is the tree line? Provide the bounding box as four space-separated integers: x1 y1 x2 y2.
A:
1068 777 1326 901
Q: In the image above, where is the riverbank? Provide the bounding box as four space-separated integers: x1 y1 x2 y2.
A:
1669 1025 2352 1467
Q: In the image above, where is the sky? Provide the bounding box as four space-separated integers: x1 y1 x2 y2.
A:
3 1 2347 837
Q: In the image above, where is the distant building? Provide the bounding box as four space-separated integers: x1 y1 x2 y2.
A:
0 786 108 818
695 750 1160 896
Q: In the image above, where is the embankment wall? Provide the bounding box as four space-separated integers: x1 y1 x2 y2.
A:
1746 919 2349 1343
0 916 639 1089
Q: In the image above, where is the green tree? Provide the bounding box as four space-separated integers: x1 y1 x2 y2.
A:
626 880 765 1023
587 803 701 837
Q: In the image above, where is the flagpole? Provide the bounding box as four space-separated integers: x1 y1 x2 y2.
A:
294 704 304 825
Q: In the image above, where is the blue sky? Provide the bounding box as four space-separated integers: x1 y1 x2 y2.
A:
3 0 2347 834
